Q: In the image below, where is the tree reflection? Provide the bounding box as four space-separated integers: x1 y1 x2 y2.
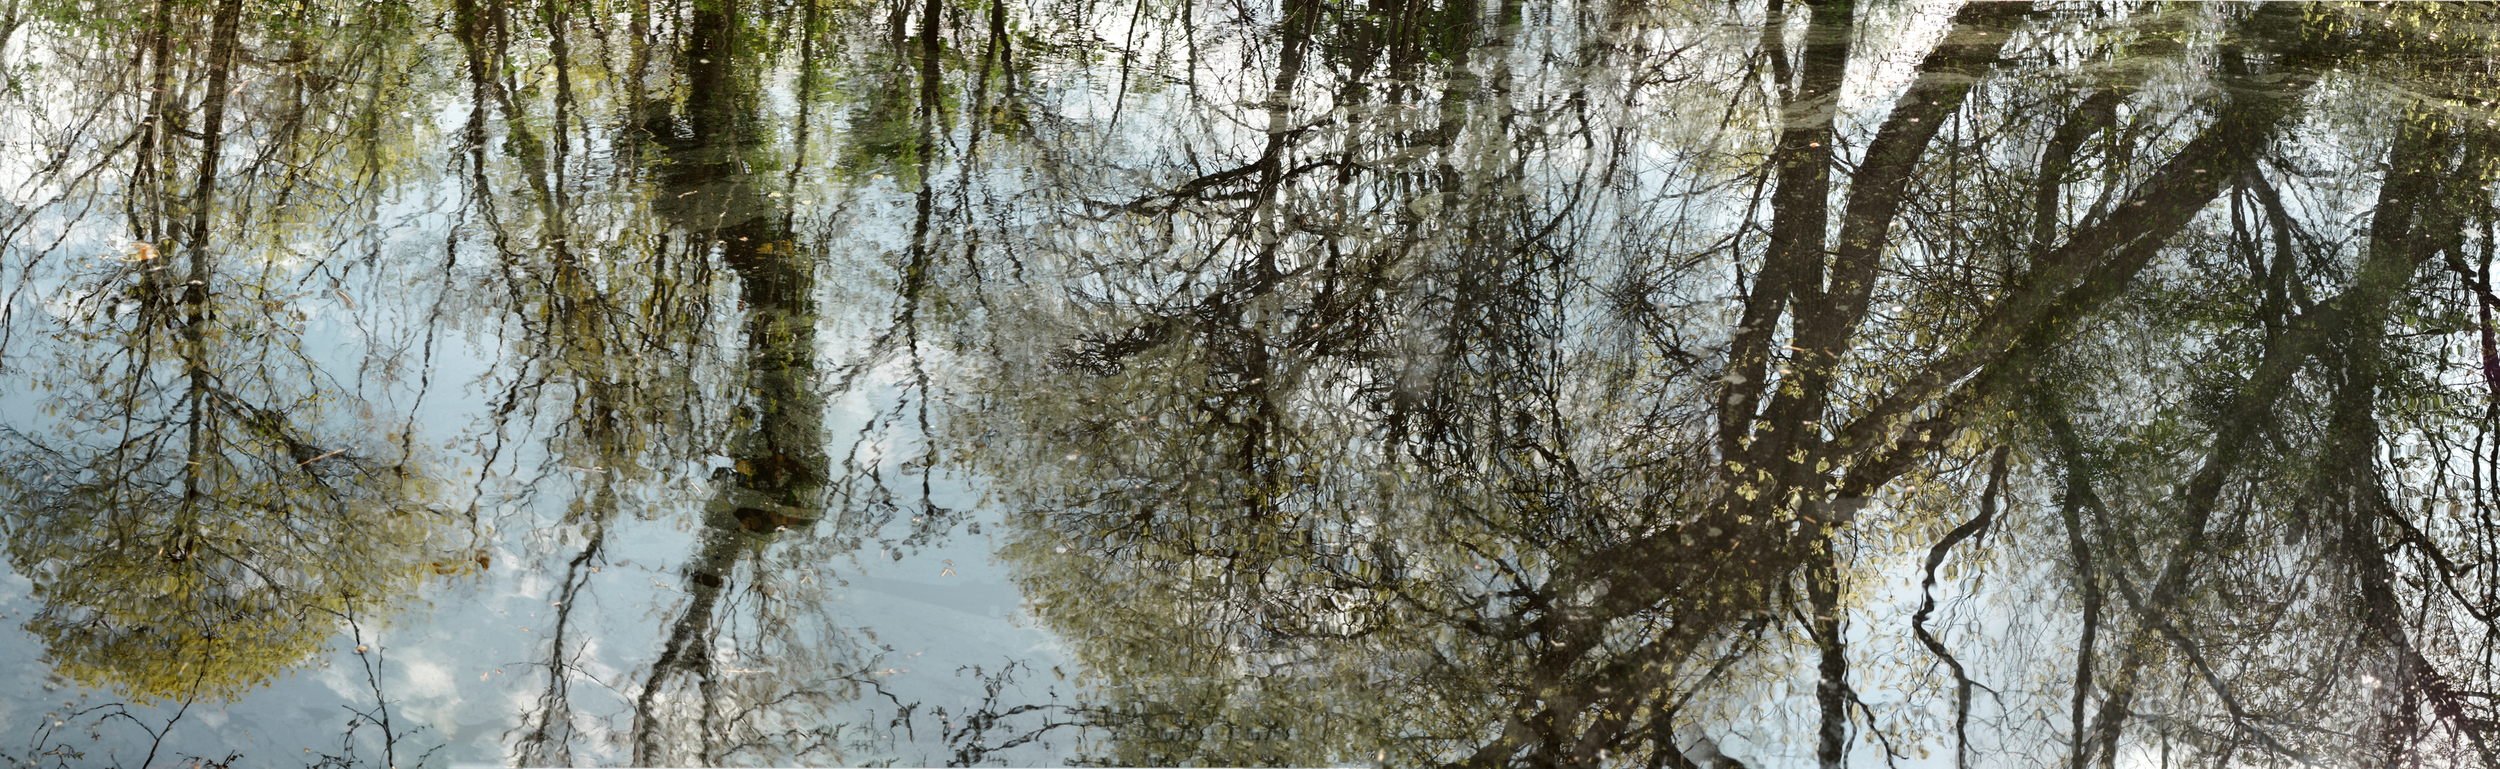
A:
622 0 854 758
10 0 2500 766
444 0 1070 761
0 0 454 706
958 1 2500 766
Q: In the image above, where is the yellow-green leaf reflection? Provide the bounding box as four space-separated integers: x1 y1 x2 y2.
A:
5 468 443 704
0 0 455 707
0 256 459 704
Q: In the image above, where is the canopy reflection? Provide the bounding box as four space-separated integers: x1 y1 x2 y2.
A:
1 1 2497 767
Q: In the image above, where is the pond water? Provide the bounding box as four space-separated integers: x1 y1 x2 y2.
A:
2 0 2498 767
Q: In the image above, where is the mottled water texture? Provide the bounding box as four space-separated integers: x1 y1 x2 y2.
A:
1 0 2497 766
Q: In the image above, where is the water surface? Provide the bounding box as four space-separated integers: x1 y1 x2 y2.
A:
2 0 2498 767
